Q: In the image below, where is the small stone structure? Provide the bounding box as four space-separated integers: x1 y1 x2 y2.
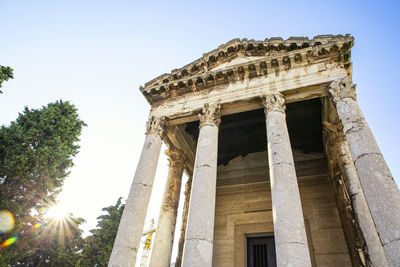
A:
108 35 400 267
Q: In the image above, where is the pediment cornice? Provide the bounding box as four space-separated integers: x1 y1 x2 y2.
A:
140 35 354 105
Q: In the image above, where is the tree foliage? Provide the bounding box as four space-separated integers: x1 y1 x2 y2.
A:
78 198 124 267
0 65 14 93
1 214 85 267
0 99 127 266
0 100 86 265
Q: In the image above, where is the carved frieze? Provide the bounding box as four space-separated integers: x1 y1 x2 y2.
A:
199 101 221 128
145 116 167 138
329 77 357 104
262 93 286 115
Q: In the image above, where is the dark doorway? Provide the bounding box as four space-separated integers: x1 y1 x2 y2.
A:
247 236 276 267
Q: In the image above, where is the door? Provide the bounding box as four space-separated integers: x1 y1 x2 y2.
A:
247 236 276 267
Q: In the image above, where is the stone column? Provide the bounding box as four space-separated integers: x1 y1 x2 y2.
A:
181 101 221 267
175 175 192 267
324 122 389 267
262 93 312 267
329 77 400 266
149 148 185 267
109 116 166 267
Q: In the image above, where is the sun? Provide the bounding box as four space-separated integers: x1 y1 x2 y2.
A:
45 204 69 220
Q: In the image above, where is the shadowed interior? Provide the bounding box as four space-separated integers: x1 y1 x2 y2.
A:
185 98 323 165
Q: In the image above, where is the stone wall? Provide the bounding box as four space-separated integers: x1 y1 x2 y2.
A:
212 151 351 267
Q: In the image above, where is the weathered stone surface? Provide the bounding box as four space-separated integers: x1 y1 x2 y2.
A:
198 101 221 128
323 121 389 267
212 150 352 267
149 148 185 267
145 116 167 138
141 35 353 105
109 133 163 267
330 77 400 267
175 176 192 267
149 64 348 124
181 102 220 267
110 35 398 267
263 93 312 267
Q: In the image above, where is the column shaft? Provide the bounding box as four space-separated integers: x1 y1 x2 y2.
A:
149 148 185 267
175 176 192 267
263 93 312 267
181 102 220 267
324 122 389 267
330 78 400 266
109 117 166 267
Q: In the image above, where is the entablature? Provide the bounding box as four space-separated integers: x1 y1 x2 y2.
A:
149 62 348 125
140 35 353 105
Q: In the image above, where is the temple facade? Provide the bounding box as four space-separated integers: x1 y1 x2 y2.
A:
108 35 400 267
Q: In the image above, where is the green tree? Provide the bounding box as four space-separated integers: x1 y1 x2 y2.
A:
0 65 14 93
0 100 86 265
78 198 125 267
5 214 85 267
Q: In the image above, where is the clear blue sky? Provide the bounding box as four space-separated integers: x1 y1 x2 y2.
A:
1 0 399 259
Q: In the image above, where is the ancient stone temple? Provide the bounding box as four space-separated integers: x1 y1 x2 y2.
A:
108 35 400 267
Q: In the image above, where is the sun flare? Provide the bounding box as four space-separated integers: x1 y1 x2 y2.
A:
45 205 69 220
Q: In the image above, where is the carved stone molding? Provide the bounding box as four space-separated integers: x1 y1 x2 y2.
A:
262 93 286 115
323 121 353 167
145 116 167 138
165 147 185 167
140 35 354 104
199 100 221 128
329 77 357 104
323 121 345 144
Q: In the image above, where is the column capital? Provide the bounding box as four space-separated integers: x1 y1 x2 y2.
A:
165 147 185 167
261 92 286 115
199 100 221 128
329 77 357 104
145 116 167 138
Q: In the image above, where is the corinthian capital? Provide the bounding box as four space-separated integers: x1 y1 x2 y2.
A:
262 93 286 115
199 100 221 128
145 116 167 138
165 147 185 167
329 77 357 104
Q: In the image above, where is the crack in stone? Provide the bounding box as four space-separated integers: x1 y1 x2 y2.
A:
383 236 400 246
199 163 211 168
186 237 213 244
354 152 382 163
349 192 360 198
343 120 365 135
273 161 294 167
146 141 153 149
134 182 150 187
285 241 307 246
115 244 138 253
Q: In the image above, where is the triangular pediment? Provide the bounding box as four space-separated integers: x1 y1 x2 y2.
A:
141 35 353 105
